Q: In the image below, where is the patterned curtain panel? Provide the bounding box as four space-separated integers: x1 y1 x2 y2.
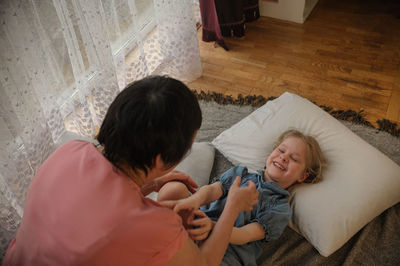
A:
0 0 201 256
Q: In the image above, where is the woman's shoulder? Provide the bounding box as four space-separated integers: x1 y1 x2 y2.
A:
47 140 95 162
57 139 94 151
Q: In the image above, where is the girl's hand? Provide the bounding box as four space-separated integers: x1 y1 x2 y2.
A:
187 210 214 241
226 176 258 213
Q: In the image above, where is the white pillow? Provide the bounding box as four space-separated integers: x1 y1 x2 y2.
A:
147 142 215 201
212 92 400 257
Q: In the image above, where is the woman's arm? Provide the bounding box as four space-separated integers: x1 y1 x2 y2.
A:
165 202 240 266
230 222 265 245
165 177 259 266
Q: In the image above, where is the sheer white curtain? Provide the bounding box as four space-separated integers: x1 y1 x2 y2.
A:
0 0 201 255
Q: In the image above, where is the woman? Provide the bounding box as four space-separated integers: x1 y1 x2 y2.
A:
3 76 258 265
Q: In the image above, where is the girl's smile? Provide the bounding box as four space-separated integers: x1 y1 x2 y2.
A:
264 136 309 189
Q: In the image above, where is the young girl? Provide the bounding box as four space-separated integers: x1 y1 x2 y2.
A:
162 129 326 266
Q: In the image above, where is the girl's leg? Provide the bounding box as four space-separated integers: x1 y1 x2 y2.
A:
157 181 190 201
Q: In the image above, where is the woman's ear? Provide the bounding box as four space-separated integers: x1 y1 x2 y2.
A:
154 154 165 170
154 154 176 172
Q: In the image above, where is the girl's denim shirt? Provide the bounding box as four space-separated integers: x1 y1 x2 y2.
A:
201 166 291 266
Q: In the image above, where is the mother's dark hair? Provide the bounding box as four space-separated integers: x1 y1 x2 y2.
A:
97 75 202 174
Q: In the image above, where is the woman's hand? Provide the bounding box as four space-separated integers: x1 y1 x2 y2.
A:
187 210 214 242
156 170 198 193
159 198 201 231
158 204 214 241
141 170 198 196
159 196 204 232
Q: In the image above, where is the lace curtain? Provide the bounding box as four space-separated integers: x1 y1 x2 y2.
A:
0 0 201 256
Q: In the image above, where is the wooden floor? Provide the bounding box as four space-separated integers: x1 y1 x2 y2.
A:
188 0 400 127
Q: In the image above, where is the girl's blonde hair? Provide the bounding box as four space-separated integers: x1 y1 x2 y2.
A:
274 130 326 184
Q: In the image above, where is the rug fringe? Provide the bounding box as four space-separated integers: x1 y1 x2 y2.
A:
193 90 400 138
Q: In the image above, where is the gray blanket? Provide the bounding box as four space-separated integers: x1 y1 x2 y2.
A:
196 101 400 266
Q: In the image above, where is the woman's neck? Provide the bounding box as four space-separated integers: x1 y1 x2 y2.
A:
118 163 148 187
96 145 147 187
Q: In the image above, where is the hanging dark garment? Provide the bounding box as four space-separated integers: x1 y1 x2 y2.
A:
215 0 260 38
199 0 229 50
199 0 260 51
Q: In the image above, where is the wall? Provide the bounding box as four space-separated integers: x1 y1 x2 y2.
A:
259 0 319 24
303 0 319 21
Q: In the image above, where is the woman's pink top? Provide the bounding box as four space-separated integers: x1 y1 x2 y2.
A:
3 140 188 266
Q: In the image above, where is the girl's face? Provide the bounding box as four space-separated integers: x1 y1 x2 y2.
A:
264 137 309 189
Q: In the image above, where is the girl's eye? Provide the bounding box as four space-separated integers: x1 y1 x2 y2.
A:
278 149 284 153
291 157 298 162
